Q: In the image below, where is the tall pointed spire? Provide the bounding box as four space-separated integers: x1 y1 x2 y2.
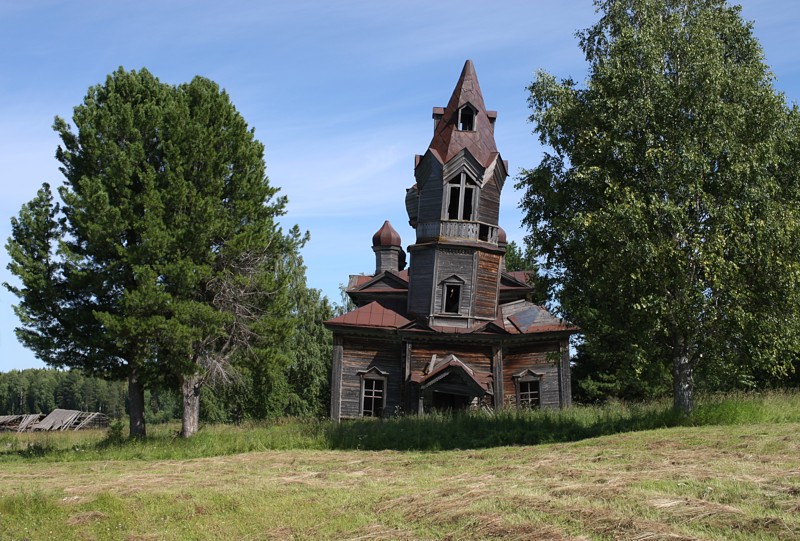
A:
428 60 499 168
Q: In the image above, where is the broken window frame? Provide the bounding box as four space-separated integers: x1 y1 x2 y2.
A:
360 372 387 417
513 370 542 409
445 172 477 221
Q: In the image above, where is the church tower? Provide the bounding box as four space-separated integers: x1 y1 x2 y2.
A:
405 60 508 328
325 60 575 421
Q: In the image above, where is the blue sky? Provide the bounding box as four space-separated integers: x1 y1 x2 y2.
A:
2 1 800 371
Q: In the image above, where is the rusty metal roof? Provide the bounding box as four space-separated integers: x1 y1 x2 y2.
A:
426 60 501 169
499 271 534 292
325 301 411 329
372 220 402 247
500 300 578 335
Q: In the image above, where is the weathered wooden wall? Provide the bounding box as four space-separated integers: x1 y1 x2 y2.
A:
477 177 500 225
407 248 435 317
503 342 562 408
474 252 500 319
410 343 493 374
432 248 474 316
339 337 403 419
415 156 444 227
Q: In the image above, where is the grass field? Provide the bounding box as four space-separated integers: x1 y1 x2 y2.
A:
0 394 799 540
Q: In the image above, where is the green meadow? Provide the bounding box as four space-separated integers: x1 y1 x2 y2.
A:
1 392 798 540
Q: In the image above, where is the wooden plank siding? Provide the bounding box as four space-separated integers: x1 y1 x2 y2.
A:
339 337 403 419
410 343 493 375
432 248 474 315
474 252 500 319
415 159 444 226
503 342 562 408
477 178 500 225
408 248 435 317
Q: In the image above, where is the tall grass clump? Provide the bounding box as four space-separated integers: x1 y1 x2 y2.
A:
0 417 330 463
691 389 800 425
1 390 797 459
326 399 682 451
327 390 800 450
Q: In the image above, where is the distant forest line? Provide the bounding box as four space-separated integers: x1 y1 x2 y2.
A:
0 366 329 423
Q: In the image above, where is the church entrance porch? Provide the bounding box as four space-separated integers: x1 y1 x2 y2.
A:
413 353 491 414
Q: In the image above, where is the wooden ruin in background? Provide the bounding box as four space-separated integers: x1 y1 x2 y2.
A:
0 409 108 432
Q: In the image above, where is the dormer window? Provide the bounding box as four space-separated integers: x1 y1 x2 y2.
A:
446 172 477 221
458 105 476 131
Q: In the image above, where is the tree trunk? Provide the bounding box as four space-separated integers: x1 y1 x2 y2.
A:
180 373 202 438
672 341 694 414
128 365 146 438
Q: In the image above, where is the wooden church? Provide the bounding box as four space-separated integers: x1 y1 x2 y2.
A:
325 60 577 420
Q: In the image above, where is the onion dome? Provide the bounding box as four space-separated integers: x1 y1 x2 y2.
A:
372 220 402 247
497 226 507 245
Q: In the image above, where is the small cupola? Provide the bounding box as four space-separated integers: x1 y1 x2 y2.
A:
498 227 508 271
372 220 406 274
497 226 507 246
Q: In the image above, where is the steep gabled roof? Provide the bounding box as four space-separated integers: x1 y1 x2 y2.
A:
427 60 501 169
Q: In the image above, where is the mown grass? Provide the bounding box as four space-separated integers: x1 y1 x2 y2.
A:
1 390 798 462
0 422 797 540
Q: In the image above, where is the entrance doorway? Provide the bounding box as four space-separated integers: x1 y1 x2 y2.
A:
431 390 472 412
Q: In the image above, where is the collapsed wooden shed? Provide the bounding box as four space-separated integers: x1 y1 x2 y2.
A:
0 409 108 432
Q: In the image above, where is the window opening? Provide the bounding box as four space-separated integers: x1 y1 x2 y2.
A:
362 378 385 417
479 223 489 241
463 187 474 220
444 284 461 313
458 106 475 131
445 172 477 221
448 186 461 220
518 380 540 408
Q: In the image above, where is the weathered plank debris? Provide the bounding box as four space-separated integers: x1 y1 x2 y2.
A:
0 409 108 432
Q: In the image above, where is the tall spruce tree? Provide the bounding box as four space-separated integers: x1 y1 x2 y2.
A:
6 68 301 436
517 0 800 412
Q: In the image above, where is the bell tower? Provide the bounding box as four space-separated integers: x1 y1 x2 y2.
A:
405 60 508 328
